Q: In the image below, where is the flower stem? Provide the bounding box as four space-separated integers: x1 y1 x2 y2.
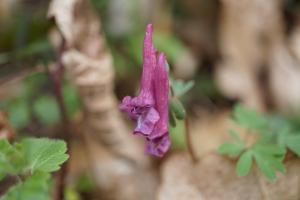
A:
185 118 197 163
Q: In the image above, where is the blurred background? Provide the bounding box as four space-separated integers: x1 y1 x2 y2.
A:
0 0 300 200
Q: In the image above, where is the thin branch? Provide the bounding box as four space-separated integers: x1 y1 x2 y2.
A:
185 118 198 163
47 38 70 200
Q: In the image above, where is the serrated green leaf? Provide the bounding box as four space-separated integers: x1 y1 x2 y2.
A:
0 154 13 180
0 139 14 153
233 104 267 130
21 138 69 173
169 98 186 120
0 172 51 200
0 140 26 177
285 134 300 156
33 95 60 126
0 146 15 179
218 142 244 157
236 150 253 177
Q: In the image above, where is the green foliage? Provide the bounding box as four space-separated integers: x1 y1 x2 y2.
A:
236 150 253 177
63 83 80 118
219 104 300 180
0 138 68 199
171 79 195 98
219 142 245 157
169 118 186 150
1 72 80 129
33 95 60 126
169 98 186 120
233 104 267 130
0 39 53 65
168 78 194 149
21 138 69 173
8 101 30 129
168 78 194 123
219 130 245 157
1 172 51 200
64 186 81 200
153 32 187 63
285 135 300 156
0 140 26 180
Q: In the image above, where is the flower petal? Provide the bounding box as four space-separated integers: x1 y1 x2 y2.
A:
134 107 160 136
145 134 171 157
140 24 156 104
148 53 169 140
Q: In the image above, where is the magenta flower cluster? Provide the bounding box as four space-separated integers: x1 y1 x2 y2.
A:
120 24 170 157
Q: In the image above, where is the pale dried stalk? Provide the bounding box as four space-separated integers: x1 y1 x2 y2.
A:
216 0 300 113
48 0 156 199
216 0 281 111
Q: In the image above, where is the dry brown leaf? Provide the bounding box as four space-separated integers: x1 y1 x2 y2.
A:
189 110 253 159
158 153 300 200
157 153 204 200
48 0 76 46
0 0 17 22
215 0 283 111
257 159 300 200
195 153 264 200
269 43 300 113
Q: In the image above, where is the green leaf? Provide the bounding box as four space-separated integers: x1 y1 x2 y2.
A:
171 79 194 98
169 119 186 150
0 140 26 178
65 186 81 200
252 143 286 180
153 32 187 62
253 144 286 156
228 129 242 142
0 140 15 180
268 156 286 173
254 152 276 180
8 101 30 129
21 72 47 100
169 98 186 120
0 172 51 200
236 150 253 177
21 138 69 173
169 110 177 128
33 95 60 126
276 127 290 148
75 174 96 192
218 142 244 157
285 134 300 156
63 83 80 117
233 104 267 130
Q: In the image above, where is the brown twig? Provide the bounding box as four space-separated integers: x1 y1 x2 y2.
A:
47 38 70 200
184 118 198 163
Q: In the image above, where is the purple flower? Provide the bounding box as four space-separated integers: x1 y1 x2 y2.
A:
120 24 170 157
